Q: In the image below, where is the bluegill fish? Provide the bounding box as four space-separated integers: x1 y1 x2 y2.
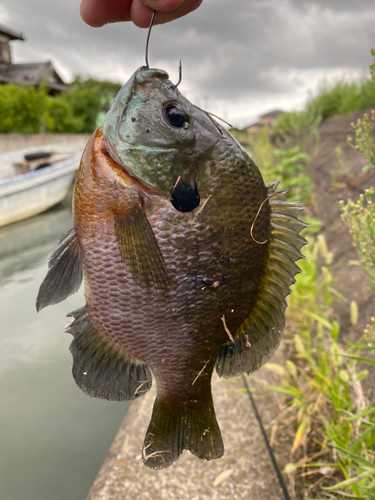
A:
37 67 307 470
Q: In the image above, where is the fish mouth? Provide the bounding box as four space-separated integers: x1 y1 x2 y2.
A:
171 179 200 212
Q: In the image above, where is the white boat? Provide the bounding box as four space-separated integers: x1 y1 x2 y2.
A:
0 145 81 227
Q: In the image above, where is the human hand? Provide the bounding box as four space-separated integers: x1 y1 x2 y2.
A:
80 0 203 28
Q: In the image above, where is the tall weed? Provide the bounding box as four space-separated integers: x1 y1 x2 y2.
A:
341 49 375 289
260 239 375 499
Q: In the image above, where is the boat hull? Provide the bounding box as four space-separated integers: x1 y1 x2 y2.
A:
0 147 81 227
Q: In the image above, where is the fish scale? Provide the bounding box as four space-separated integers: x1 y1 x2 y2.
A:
37 66 307 470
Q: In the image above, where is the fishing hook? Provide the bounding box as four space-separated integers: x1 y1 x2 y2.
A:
145 11 182 89
145 10 156 69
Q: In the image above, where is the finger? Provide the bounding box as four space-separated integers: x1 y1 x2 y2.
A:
80 0 132 27
131 0 203 28
140 0 185 13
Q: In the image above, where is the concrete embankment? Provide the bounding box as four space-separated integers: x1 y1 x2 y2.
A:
0 133 91 154
86 374 287 500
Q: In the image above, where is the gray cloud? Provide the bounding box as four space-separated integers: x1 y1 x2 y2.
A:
1 0 374 126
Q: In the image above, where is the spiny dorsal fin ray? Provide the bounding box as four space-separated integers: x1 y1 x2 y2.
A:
67 306 152 401
114 204 169 295
271 213 308 233
216 182 307 378
36 228 83 312
268 251 301 281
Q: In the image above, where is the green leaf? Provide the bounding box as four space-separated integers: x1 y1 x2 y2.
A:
299 308 334 329
330 444 375 469
322 469 375 491
343 355 375 367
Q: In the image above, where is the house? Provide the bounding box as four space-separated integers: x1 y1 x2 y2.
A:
0 23 66 94
246 109 283 134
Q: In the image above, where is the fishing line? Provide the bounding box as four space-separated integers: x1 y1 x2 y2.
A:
193 105 233 128
250 195 270 245
250 189 287 245
241 375 291 500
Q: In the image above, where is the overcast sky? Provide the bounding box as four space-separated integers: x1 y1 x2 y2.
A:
1 0 374 127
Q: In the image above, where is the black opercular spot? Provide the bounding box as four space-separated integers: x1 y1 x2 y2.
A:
163 103 188 128
171 180 200 212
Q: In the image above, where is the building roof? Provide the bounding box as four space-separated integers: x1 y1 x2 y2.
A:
0 61 66 91
0 23 24 41
260 109 284 119
244 109 284 132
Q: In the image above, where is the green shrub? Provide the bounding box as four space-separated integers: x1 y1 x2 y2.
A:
0 76 122 133
59 77 122 132
0 82 49 133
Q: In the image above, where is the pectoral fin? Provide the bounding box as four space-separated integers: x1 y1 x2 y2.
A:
36 228 83 312
216 182 308 377
114 204 169 294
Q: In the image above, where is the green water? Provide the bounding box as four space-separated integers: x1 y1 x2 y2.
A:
0 200 129 500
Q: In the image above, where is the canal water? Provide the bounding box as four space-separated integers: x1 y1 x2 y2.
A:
0 197 129 500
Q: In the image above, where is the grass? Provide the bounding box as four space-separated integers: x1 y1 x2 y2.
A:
305 76 375 121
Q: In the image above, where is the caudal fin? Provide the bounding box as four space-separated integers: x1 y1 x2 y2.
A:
142 395 224 469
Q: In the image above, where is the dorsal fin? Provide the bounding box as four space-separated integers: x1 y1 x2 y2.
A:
36 228 83 312
216 182 308 378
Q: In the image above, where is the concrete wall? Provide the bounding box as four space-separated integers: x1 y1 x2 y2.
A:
0 133 91 154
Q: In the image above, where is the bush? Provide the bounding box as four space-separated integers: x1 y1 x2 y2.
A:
0 82 49 133
59 77 122 132
0 77 122 133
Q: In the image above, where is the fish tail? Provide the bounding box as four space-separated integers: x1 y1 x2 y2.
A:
142 394 224 469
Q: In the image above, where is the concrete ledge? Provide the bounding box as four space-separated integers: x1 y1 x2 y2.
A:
86 375 284 500
0 133 91 154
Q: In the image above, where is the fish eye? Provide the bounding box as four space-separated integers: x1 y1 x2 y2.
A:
163 103 188 128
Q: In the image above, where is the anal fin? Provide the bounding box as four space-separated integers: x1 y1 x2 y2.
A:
114 204 169 295
66 306 152 401
143 394 223 469
36 228 82 312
